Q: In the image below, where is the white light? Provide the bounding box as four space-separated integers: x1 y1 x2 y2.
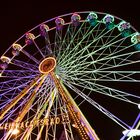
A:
122 129 140 137
138 104 140 110
72 124 78 128
11 128 19 135
56 74 60 79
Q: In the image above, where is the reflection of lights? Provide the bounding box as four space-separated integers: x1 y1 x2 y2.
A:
11 129 20 135
138 104 140 110
122 129 140 137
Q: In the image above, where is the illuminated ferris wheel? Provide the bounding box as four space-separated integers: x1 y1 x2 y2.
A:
0 11 140 140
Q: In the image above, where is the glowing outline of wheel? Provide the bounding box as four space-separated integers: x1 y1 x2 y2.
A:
0 11 140 140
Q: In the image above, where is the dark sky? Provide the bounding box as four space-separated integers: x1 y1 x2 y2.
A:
0 0 139 140
0 0 139 52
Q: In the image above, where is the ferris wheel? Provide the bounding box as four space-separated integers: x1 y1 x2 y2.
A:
0 11 140 140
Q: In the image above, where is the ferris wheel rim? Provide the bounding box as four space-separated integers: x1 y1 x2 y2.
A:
1 11 138 58
0 11 140 139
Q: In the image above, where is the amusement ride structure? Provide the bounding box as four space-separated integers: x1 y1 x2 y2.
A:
0 11 140 140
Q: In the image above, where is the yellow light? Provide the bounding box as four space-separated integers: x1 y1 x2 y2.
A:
11 128 20 135
39 57 56 74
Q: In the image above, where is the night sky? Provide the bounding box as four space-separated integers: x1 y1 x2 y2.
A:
0 0 140 139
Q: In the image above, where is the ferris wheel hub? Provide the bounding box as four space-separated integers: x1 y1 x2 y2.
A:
39 57 56 74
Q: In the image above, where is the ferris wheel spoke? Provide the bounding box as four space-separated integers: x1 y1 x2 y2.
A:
93 34 122 62
93 80 139 102
95 56 140 71
92 37 134 62
56 24 77 60
24 88 51 121
75 28 117 69
11 59 38 71
64 49 140 73
73 70 139 82
0 98 34 135
101 27 116 44
94 50 139 72
59 23 118 67
0 75 42 120
31 81 55 117
61 57 113 73
20 87 57 140
91 24 114 43
58 96 75 140
1 89 46 139
41 27 52 55
63 28 134 68
94 71 139 82
21 49 40 64
0 74 36 92
95 55 134 72
0 85 31 102
36 94 58 140
61 33 133 69
13 76 46 123
32 40 45 58
54 29 63 56
66 22 94 57
17 78 55 138
94 51 139 71
60 57 116 75
94 41 133 62
2 74 37 80
84 80 139 104
63 76 140 105
1 108 18 124
56 24 71 59
58 20 103 65
1 93 33 120
1 93 32 123
93 22 103 38
0 81 32 101
63 70 140 83
2 77 51 140
91 40 134 64
65 81 131 130
0 70 37 78
58 21 90 64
